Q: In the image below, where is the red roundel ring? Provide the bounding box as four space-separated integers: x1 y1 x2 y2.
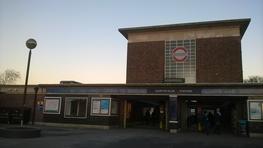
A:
172 47 188 62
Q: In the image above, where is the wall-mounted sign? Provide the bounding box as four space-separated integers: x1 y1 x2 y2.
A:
92 100 101 114
164 78 185 83
172 47 188 62
91 97 111 115
43 97 61 114
101 100 110 114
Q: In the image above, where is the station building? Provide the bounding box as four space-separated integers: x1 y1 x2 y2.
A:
1 18 263 136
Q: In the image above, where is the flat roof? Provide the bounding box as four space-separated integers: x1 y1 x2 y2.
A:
1 83 262 88
1 83 262 96
119 18 250 39
36 83 263 88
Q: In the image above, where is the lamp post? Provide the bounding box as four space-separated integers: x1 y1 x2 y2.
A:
21 38 37 127
32 86 39 125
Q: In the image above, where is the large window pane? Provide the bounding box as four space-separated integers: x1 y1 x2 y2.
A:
43 97 61 114
64 97 88 118
111 100 120 115
165 40 196 83
249 102 262 120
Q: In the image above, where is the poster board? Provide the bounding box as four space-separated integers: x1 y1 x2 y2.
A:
100 100 109 114
92 100 101 114
91 97 110 116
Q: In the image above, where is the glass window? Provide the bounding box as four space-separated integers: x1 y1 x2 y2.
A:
64 97 88 118
248 101 263 120
43 97 61 114
165 40 196 83
111 100 120 115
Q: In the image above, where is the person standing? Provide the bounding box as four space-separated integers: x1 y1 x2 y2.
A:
203 111 210 135
214 108 222 134
208 112 215 132
145 108 150 125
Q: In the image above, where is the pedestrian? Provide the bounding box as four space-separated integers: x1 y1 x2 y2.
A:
208 112 215 132
145 108 150 125
214 108 222 134
203 111 210 135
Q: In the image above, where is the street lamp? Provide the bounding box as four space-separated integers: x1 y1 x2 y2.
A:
21 38 37 127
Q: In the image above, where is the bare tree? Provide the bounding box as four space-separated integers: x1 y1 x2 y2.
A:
244 76 263 83
0 69 21 85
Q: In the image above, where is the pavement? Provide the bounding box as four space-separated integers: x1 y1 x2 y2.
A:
0 125 262 148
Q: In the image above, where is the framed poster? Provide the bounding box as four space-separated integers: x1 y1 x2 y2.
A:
92 100 101 114
91 97 111 116
249 102 262 120
43 97 61 114
100 100 109 114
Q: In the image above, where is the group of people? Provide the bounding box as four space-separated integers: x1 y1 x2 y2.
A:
188 108 222 135
202 108 222 135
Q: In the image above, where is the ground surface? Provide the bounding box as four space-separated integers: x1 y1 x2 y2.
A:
0 125 262 148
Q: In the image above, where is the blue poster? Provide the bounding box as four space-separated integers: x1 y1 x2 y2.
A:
101 100 109 114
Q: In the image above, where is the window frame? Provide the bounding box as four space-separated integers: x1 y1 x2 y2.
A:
247 100 263 122
90 97 111 116
111 99 120 115
164 39 196 83
43 97 62 114
64 97 89 119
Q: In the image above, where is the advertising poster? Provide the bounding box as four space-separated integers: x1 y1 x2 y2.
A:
100 100 109 114
92 100 101 114
250 102 262 120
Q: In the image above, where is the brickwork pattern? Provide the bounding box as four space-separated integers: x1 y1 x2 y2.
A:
196 36 243 83
126 41 165 83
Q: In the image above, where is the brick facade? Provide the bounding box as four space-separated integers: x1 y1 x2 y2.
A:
126 37 243 83
196 36 243 83
126 41 165 83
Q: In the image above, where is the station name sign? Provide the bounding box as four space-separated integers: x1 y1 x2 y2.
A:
46 87 200 95
46 87 263 96
148 88 200 94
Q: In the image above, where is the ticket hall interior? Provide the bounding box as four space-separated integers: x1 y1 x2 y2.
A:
179 96 247 133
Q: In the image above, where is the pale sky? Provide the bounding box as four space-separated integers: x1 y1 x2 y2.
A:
0 0 262 84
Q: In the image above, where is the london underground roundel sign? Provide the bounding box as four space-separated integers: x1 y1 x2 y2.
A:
172 47 188 62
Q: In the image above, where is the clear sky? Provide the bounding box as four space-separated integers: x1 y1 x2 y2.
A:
0 0 262 84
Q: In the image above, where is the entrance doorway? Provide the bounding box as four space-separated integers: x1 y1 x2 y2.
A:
119 95 168 130
180 96 247 134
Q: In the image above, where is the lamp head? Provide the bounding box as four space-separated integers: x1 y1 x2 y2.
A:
26 38 37 49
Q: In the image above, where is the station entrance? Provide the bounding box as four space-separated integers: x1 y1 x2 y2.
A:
179 96 247 134
120 95 168 130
